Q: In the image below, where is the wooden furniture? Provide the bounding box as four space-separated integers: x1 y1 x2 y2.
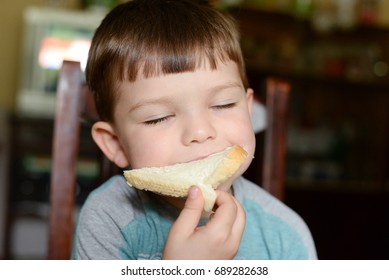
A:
261 78 290 201
4 113 101 260
48 61 117 259
48 61 83 260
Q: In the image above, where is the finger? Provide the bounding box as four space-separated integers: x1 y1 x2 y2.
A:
211 193 246 256
207 190 238 231
170 186 204 237
230 196 246 239
222 197 246 256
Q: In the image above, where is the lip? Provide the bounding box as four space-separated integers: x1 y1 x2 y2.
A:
189 154 213 162
184 146 232 163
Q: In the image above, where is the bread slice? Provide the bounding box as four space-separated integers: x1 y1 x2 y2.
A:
123 145 247 212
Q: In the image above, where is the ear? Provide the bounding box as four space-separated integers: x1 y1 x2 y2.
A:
246 88 254 115
91 121 130 168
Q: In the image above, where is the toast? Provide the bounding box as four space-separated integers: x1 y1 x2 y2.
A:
123 145 247 212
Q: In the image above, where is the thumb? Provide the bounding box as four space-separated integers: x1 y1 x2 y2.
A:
171 186 204 236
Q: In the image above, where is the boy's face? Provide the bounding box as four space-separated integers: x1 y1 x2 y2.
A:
112 61 255 191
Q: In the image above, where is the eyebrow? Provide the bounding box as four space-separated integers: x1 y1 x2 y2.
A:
128 96 175 113
128 81 243 113
207 82 243 94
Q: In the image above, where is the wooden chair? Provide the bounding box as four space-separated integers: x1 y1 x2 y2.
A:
48 60 116 260
48 61 290 259
48 60 83 260
242 78 290 202
260 78 290 201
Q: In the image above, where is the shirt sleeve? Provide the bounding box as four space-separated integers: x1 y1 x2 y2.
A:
71 176 141 260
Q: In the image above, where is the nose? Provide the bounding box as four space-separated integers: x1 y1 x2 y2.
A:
182 113 216 145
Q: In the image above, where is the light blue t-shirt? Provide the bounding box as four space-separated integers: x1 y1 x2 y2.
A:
72 175 317 260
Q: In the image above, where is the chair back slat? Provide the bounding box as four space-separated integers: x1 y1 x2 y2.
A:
262 78 290 201
48 61 82 260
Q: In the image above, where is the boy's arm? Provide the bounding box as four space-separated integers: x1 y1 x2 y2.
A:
163 187 246 260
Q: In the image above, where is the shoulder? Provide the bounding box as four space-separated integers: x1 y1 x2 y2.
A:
73 175 175 260
78 176 144 224
233 177 317 259
234 176 305 228
73 175 148 259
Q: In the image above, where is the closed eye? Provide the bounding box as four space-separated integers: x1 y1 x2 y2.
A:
212 103 237 110
144 116 172 126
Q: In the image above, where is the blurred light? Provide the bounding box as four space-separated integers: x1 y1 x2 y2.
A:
39 38 91 71
373 61 388 77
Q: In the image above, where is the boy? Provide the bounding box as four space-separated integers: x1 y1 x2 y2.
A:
72 0 317 260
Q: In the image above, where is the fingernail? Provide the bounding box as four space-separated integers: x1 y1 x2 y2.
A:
188 186 199 199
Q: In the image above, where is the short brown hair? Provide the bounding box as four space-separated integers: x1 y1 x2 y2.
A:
86 0 247 122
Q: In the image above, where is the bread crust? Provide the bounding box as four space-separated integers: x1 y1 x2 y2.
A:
205 145 247 187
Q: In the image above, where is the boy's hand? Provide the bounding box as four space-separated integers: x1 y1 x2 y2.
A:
162 186 246 260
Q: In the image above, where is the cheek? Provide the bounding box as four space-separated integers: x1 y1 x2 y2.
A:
226 114 256 170
124 129 174 169
238 127 256 168
224 114 256 154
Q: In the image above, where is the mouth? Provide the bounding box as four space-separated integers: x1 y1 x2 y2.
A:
184 146 234 164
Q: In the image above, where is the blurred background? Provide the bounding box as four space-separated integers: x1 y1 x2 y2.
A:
0 0 388 260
